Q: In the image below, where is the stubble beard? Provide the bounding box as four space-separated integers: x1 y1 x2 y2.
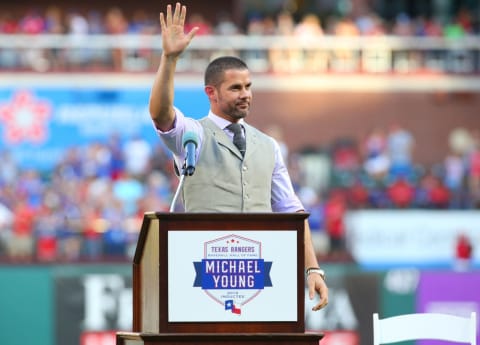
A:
228 103 249 121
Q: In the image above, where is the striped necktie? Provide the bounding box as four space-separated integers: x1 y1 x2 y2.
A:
227 123 246 157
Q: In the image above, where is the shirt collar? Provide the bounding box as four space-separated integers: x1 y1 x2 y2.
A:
208 111 245 130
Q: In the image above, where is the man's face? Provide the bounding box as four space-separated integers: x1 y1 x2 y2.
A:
210 69 252 122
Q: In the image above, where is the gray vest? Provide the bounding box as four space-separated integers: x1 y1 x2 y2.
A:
182 118 275 212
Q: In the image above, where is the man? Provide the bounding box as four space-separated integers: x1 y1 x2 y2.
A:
149 2 328 311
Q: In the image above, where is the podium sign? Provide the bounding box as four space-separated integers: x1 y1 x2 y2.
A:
168 230 298 322
132 212 309 334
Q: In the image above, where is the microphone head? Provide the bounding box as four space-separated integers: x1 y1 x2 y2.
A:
182 131 199 147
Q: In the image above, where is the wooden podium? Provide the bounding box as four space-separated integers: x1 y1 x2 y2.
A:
116 212 323 345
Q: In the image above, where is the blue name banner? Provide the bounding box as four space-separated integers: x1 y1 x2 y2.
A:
193 259 272 290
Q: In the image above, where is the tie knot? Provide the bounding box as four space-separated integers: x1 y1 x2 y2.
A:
227 122 243 135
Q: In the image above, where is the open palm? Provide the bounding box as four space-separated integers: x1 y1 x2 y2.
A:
160 3 198 58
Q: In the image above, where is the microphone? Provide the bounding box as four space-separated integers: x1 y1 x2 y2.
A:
182 131 198 176
170 131 198 212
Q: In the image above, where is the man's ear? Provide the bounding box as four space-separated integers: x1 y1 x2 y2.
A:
205 85 217 102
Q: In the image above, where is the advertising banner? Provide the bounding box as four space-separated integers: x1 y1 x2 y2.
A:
0 87 208 170
417 271 480 345
346 210 480 269
55 272 132 345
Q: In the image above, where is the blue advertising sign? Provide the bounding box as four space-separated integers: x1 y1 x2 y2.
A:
0 87 208 171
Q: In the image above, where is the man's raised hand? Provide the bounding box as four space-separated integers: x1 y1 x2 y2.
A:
159 3 198 58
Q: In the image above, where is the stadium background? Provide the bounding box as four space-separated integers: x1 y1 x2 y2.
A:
0 1 479 345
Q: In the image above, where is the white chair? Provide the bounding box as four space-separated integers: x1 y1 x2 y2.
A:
373 312 477 345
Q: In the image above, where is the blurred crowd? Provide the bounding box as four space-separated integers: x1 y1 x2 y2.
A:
0 3 479 264
0 4 478 72
1 4 478 37
0 123 479 264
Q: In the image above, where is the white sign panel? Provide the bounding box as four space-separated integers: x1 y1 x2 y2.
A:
168 230 297 322
345 210 480 267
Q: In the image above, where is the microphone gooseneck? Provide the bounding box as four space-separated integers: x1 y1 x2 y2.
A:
170 131 199 212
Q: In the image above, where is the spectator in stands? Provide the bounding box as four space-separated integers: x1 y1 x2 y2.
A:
149 142 174 178
18 8 49 71
106 133 126 180
185 12 212 35
386 122 415 179
82 142 113 179
466 129 480 208
184 12 213 70
331 16 360 72
418 16 444 37
0 12 20 68
112 172 144 216
122 134 152 180
428 174 451 209
101 197 128 258
8 196 37 262
455 7 474 34
0 150 19 185
386 176 415 208
347 177 370 209
211 11 240 58
80 204 103 261
269 10 298 73
454 232 473 272
65 10 90 69
362 126 390 182
44 6 66 70
127 9 157 69
323 189 347 258
330 138 361 186
443 149 467 208
56 187 83 262
140 171 172 212
355 10 385 36
294 13 325 72
104 7 128 70
0 201 13 257
214 10 240 35
87 10 105 34
104 7 128 33
0 11 19 33
444 18 466 39
34 191 62 262
392 12 414 36
128 9 156 34
19 8 45 34
17 170 45 208
44 6 65 34
265 124 289 162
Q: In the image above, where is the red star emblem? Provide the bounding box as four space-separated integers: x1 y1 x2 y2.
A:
0 90 51 144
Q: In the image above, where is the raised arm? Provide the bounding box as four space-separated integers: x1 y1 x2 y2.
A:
149 3 198 131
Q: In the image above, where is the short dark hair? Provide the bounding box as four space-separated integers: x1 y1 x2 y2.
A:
204 56 248 87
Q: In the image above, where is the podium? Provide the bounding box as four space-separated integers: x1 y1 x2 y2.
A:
116 212 323 345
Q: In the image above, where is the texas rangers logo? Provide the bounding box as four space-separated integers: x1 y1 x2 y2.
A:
193 234 272 315
0 90 51 144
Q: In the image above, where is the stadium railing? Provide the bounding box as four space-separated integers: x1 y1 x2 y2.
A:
0 34 479 74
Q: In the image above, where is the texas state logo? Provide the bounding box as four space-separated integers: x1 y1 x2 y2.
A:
193 234 272 315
